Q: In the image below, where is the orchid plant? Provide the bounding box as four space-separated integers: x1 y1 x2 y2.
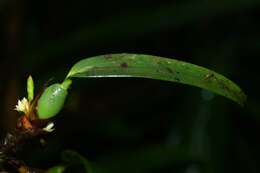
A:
0 53 246 173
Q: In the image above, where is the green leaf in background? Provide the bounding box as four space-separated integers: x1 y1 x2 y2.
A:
66 53 246 106
47 166 65 173
62 150 95 173
98 145 201 173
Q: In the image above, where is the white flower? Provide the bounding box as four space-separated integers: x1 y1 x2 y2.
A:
43 122 55 132
14 97 30 114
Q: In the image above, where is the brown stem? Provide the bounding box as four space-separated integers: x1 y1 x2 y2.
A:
0 118 48 172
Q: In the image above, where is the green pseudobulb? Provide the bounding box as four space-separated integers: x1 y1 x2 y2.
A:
37 83 68 119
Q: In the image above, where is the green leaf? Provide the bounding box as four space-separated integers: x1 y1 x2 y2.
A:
98 145 200 173
66 53 246 106
27 75 34 102
62 150 95 173
47 166 65 173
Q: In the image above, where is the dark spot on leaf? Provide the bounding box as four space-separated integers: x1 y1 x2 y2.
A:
157 61 162 65
166 67 174 74
218 80 231 92
105 54 113 59
175 77 180 81
204 73 215 81
120 62 128 68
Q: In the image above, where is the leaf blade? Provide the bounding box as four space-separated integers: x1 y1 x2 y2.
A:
66 53 246 106
47 166 65 173
62 150 95 173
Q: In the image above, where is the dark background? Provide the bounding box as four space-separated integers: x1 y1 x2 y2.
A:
0 0 260 173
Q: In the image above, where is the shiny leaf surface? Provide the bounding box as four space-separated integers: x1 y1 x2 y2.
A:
67 53 246 105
